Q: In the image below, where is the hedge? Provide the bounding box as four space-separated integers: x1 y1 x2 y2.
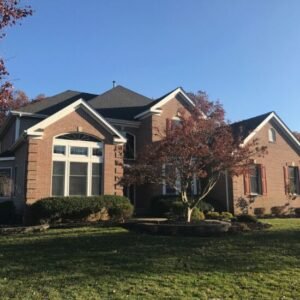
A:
29 195 133 224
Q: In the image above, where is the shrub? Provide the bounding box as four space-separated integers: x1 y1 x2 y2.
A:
205 211 220 220
295 208 300 217
220 211 233 221
236 214 257 223
254 207 266 217
30 196 133 224
271 206 285 217
191 208 205 221
0 201 15 224
150 196 213 218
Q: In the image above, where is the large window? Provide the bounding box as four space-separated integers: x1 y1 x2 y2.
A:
288 166 300 195
52 133 103 196
0 168 12 198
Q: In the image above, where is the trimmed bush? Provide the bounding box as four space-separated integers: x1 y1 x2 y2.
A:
150 195 213 219
271 206 285 217
191 208 205 221
236 214 258 223
205 211 220 220
29 195 133 224
254 207 266 217
220 212 233 221
0 201 15 225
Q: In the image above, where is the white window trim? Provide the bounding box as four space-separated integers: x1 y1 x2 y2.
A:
0 167 13 199
51 138 103 197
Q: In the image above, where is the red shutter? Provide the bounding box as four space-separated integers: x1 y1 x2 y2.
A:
283 166 289 194
166 118 171 135
244 168 250 195
261 165 267 196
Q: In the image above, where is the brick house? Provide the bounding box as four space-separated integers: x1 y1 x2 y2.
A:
0 85 195 217
0 85 299 218
210 112 300 215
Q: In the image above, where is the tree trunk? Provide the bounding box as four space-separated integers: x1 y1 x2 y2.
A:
187 207 193 223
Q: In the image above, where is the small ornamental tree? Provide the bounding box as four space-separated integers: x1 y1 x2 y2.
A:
122 99 267 222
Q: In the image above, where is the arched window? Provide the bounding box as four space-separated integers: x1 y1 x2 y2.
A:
268 128 276 143
52 133 103 197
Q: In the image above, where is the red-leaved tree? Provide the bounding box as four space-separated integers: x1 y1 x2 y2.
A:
122 104 267 222
0 0 32 124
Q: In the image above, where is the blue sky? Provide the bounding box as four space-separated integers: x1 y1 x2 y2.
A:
1 0 300 130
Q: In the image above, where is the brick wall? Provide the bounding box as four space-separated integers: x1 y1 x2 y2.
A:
232 120 300 214
25 108 123 204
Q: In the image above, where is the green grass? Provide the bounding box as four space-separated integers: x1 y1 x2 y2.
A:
0 219 299 299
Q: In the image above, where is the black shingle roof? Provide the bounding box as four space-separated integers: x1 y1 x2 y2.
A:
16 85 154 120
16 90 97 115
231 112 273 140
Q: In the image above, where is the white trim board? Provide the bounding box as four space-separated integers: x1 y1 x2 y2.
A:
25 99 127 144
134 87 197 120
242 112 300 149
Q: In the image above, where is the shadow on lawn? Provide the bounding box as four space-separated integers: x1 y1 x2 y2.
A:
0 226 299 282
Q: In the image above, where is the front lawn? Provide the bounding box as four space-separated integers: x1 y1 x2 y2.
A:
0 219 299 299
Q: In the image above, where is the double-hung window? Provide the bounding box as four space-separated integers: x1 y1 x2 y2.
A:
288 166 300 195
52 134 103 197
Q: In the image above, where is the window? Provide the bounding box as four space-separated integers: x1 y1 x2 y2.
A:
288 166 300 195
268 128 276 143
0 168 12 197
52 134 103 196
244 164 267 196
69 162 88 196
249 165 262 194
123 132 135 160
52 162 65 196
91 163 102 195
70 146 88 156
53 145 66 155
163 164 177 195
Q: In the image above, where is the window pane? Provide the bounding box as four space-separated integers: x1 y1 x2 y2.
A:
52 162 65 196
53 161 65 175
0 168 11 197
92 148 102 157
53 145 65 155
69 177 87 196
92 163 102 195
70 146 88 156
69 162 87 196
70 162 88 176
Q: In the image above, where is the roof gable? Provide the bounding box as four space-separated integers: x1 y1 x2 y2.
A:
231 112 300 150
134 87 196 119
25 99 126 144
